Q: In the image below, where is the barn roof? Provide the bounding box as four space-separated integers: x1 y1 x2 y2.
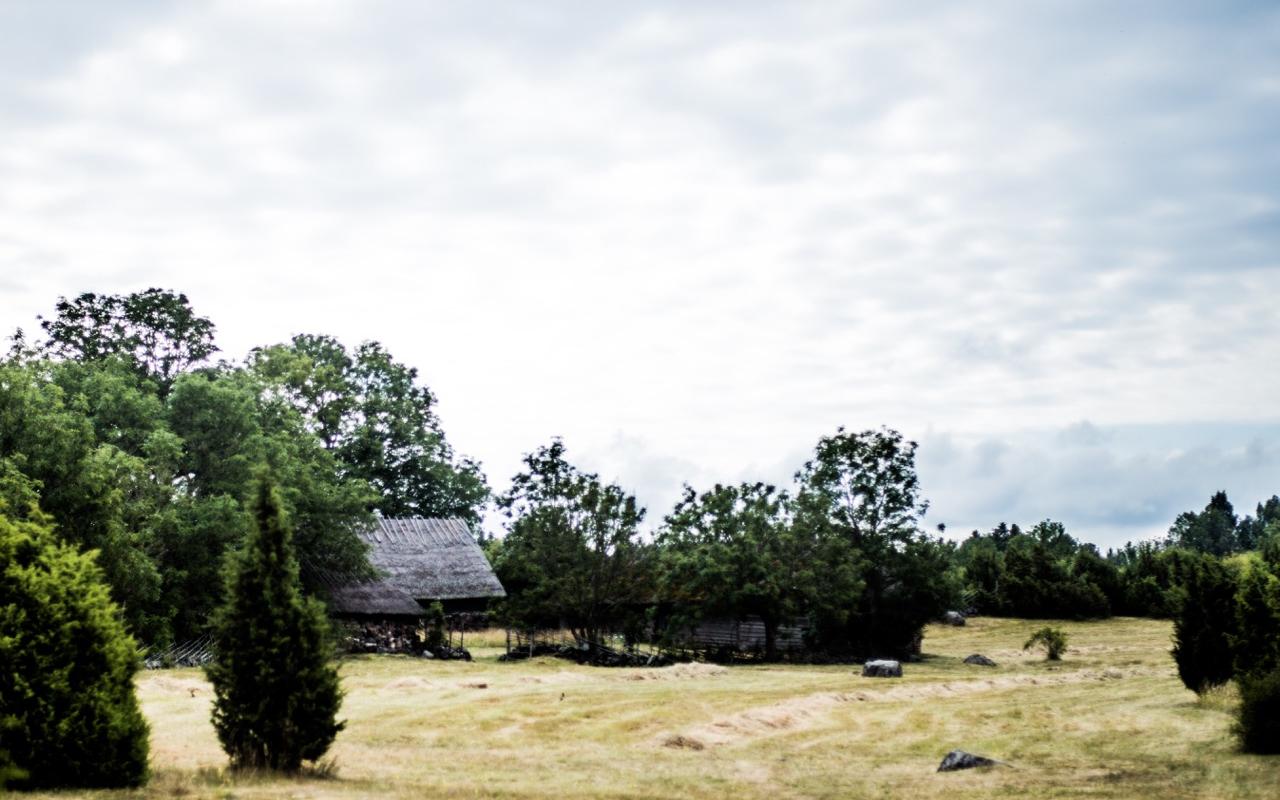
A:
322 517 505 617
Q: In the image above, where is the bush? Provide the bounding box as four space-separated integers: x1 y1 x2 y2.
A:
205 474 344 771
1172 554 1238 693
1235 667 1280 754
0 503 150 788
1024 627 1069 660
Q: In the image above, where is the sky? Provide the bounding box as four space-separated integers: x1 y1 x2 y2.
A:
2 1 1278 547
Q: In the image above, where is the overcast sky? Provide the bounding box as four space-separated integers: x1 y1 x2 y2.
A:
2 1 1278 546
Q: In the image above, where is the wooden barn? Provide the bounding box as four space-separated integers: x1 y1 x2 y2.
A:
321 517 505 619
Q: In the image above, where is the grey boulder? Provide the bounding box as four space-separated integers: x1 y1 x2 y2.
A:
943 610 967 626
963 653 997 667
861 659 902 678
937 750 998 772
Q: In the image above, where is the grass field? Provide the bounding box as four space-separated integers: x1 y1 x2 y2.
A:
36 617 1279 799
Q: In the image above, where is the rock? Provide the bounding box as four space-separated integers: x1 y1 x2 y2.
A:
943 611 966 626
937 750 999 771
963 653 997 667
861 659 902 678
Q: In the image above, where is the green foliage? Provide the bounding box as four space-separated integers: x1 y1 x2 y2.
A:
1171 553 1238 693
792 427 960 658
494 440 649 645
250 335 488 523
39 289 217 392
1166 491 1241 556
656 482 801 658
1235 495 1280 552
205 475 344 771
0 502 150 788
1231 562 1280 677
1023 626 1069 660
960 521 1112 620
1234 667 1280 754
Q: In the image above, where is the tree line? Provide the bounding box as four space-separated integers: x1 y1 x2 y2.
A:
490 431 960 661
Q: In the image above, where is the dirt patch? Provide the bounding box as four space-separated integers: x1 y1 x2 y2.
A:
383 676 436 691
663 734 707 751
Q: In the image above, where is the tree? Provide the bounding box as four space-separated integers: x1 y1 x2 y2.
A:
493 440 649 646
250 336 488 523
39 289 217 392
1167 491 1240 556
1236 496 1280 552
205 474 344 771
792 427 959 657
0 362 167 640
0 492 150 789
1171 553 1238 693
1232 562 1280 677
1024 627 1068 660
657 482 798 659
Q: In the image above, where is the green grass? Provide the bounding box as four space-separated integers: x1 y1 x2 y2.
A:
27 617 1280 799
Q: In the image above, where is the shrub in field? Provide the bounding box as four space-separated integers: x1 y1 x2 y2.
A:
1171 554 1238 693
1235 667 1280 754
0 499 150 788
205 474 344 771
1024 627 1069 660
1232 563 1280 677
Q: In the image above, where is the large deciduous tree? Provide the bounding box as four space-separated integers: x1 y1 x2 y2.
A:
39 289 217 392
792 427 959 658
657 482 802 659
493 440 649 646
250 335 488 523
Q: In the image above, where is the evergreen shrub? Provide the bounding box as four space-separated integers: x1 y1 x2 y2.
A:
205 474 344 771
1235 667 1280 754
0 503 150 788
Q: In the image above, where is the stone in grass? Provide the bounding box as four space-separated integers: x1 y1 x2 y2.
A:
861 659 902 678
963 653 997 667
943 610 967 626
937 750 998 772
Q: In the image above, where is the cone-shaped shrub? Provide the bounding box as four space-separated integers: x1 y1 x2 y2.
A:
1172 554 1238 693
205 473 344 771
1235 667 1280 754
0 503 150 788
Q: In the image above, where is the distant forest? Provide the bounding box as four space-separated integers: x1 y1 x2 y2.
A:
3 289 1279 660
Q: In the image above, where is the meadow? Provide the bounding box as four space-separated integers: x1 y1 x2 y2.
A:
39 617 1278 799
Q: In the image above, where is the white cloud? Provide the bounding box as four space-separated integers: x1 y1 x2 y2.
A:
1 1 1278 545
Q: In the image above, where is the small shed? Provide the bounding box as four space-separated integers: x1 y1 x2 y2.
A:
324 517 505 618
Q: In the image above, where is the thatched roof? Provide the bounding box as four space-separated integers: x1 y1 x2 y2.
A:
324 517 505 617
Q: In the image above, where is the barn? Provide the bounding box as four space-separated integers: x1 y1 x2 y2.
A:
322 517 505 619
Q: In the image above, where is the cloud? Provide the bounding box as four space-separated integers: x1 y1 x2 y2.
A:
918 421 1280 548
1 2 1278 547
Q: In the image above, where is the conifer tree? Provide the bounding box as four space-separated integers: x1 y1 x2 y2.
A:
1171 554 1238 693
205 473 344 771
0 494 150 788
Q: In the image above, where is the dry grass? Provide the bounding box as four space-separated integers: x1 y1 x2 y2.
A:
26 617 1280 799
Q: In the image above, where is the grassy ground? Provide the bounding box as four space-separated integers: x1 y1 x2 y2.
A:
30 617 1279 799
